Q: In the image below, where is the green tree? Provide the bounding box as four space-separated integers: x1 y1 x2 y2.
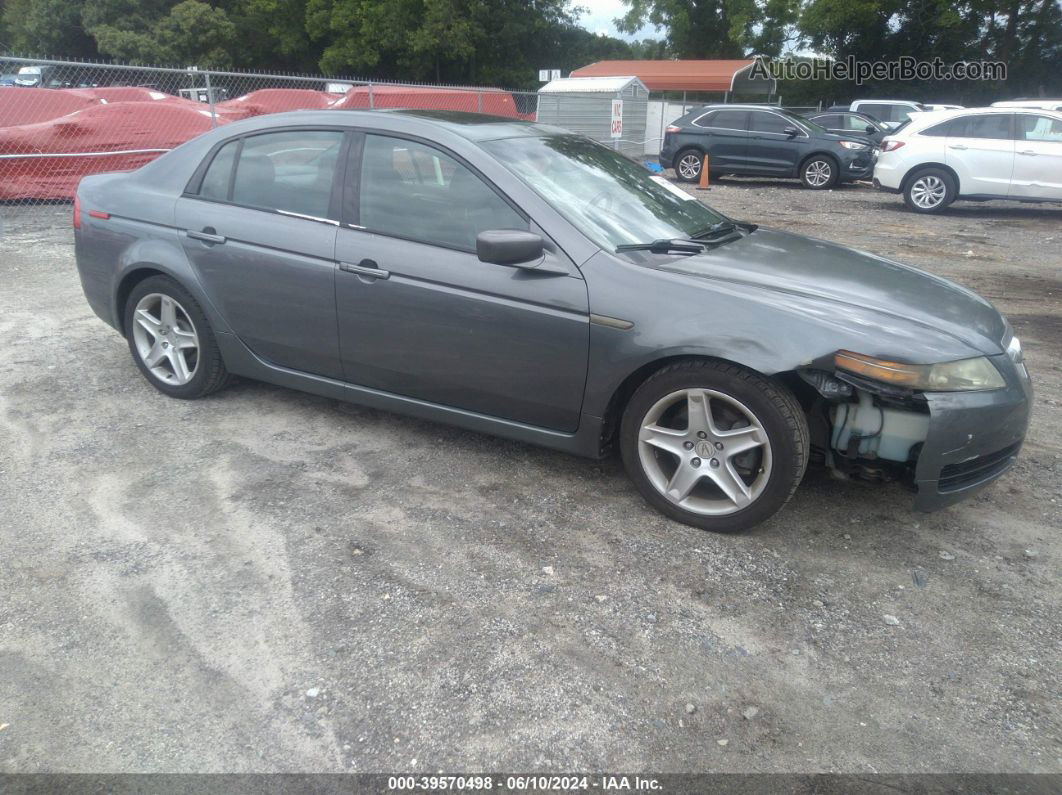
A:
304 0 582 84
87 0 238 66
799 0 1061 103
231 0 317 71
2 0 98 57
617 0 799 58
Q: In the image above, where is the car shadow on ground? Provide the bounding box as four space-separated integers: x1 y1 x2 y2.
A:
874 201 1062 220
215 374 907 541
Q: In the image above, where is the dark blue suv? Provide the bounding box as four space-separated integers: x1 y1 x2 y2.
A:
659 105 876 190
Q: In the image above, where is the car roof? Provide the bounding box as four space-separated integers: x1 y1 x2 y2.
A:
692 104 790 111
209 107 568 143
889 105 1062 134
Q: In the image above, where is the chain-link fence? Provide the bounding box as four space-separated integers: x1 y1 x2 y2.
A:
0 55 547 203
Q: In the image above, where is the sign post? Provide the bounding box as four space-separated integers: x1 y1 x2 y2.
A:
610 99 623 150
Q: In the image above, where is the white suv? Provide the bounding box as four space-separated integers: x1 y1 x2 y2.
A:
873 107 1062 213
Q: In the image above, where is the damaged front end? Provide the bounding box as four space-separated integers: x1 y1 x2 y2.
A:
800 368 929 487
797 345 1031 510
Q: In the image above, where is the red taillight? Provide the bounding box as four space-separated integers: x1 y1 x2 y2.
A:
880 140 906 152
72 195 81 230
666 125 681 134
88 210 110 220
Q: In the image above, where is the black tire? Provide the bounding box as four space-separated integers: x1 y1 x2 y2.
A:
124 275 230 399
903 167 956 213
619 360 809 533
799 154 840 190
674 148 704 183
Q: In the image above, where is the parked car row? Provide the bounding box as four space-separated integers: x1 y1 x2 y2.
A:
658 99 1062 213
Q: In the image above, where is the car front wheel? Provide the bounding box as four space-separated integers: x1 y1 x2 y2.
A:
124 275 230 399
800 156 839 189
620 360 809 533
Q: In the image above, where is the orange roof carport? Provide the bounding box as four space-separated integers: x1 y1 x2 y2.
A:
570 60 766 93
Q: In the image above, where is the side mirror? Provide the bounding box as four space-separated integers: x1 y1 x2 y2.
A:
866 125 877 134
476 230 545 268
783 126 799 137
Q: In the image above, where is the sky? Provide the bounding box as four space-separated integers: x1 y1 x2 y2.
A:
575 0 658 41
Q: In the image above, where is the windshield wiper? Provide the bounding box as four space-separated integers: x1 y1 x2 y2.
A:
690 221 738 239
615 239 705 255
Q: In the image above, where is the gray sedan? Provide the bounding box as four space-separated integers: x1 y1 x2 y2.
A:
73 109 1032 532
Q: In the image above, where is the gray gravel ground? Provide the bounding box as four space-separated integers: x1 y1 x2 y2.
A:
0 181 1059 774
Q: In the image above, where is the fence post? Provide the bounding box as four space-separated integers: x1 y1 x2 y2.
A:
368 81 374 109
477 91 483 113
203 70 217 128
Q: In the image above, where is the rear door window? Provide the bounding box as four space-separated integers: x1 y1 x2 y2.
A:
859 103 915 124
230 130 345 218
843 114 874 131
949 114 1013 140
813 114 841 128
708 110 748 131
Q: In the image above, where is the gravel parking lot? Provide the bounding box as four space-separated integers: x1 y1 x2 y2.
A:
1 181 1059 775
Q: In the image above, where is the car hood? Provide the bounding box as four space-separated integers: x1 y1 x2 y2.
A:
660 227 1007 357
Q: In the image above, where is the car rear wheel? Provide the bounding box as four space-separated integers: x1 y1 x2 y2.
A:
125 275 230 399
619 360 809 533
674 148 704 183
903 168 956 213
800 156 839 189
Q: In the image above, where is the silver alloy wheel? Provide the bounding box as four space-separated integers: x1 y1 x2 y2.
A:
637 388 772 516
909 174 947 209
804 159 832 187
131 293 200 385
677 153 702 180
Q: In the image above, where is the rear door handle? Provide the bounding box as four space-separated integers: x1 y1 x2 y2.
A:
187 227 226 244
1018 150 1037 156
947 144 968 150
339 259 390 280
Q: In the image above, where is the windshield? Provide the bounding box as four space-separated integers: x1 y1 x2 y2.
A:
481 134 728 252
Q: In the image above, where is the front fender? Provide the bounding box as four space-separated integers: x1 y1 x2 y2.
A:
579 251 983 418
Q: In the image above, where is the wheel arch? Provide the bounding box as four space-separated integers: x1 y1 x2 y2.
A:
900 161 961 194
598 354 809 455
797 150 840 175
112 237 227 338
114 266 166 336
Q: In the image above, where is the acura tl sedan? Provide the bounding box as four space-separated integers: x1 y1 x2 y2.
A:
74 109 1032 532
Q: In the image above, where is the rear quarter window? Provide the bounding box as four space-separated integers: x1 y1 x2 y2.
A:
198 140 238 200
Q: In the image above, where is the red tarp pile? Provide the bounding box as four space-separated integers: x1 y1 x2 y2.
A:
0 101 225 200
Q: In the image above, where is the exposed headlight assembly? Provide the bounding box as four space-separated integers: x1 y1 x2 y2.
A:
834 350 1006 391
838 141 868 150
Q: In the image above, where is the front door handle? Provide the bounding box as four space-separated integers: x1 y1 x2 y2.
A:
947 144 968 150
1018 150 1037 156
339 259 390 280
187 227 226 244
